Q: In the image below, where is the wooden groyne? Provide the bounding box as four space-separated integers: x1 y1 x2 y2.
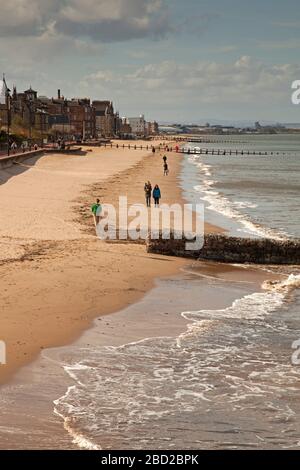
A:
146 232 300 265
181 147 286 156
156 136 247 143
97 142 288 157
187 138 247 144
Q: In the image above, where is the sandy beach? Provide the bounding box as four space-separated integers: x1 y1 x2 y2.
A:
0 141 224 383
0 139 297 451
2 1 300 452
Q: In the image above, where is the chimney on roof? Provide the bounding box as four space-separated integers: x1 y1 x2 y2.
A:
58 89 61 99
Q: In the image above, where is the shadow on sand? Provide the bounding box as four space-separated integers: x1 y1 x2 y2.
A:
0 149 88 186
0 154 45 186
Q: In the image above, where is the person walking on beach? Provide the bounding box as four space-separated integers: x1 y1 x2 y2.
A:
153 185 161 207
163 155 167 164
91 198 102 226
163 162 169 176
144 181 152 207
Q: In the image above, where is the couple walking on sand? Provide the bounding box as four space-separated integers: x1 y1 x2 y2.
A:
144 181 161 207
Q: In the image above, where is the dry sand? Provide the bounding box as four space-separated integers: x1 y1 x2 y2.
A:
0 141 225 383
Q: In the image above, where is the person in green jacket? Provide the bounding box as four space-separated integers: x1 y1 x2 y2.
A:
91 198 102 226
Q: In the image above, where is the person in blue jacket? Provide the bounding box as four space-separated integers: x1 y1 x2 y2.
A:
153 185 161 207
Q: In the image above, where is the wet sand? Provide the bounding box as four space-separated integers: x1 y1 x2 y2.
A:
0 141 223 384
0 140 287 450
0 262 273 449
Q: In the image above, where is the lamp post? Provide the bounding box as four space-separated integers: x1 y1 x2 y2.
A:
40 110 43 148
62 100 68 143
5 80 11 156
39 104 48 149
27 98 33 150
62 102 65 142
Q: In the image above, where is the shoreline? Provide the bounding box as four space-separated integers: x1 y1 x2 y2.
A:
0 261 281 450
0 141 224 385
0 139 294 450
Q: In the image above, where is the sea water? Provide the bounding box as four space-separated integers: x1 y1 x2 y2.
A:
52 273 300 450
182 134 300 239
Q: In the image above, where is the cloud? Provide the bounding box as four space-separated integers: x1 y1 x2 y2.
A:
0 0 60 36
0 0 172 42
81 56 300 106
0 22 104 68
56 0 172 42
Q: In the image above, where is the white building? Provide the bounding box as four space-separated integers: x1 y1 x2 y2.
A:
127 115 147 136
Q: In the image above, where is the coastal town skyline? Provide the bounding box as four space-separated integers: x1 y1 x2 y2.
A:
1 0 300 123
0 79 159 141
2 80 295 147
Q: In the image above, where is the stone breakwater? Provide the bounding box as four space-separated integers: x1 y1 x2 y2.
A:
146 232 300 265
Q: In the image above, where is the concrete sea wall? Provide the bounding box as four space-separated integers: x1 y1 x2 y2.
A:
0 150 44 170
0 147 84 171
146 232 300 265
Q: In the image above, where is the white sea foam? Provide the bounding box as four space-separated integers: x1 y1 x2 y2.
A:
263 273 300 292
189 156 287 240
234 201 258 209
181 274 300 331
52 267 300 450
200 180 284 239
54 386 101 451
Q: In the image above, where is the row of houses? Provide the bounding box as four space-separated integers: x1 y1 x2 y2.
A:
0 85 159 140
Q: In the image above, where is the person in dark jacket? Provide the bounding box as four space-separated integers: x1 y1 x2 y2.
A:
144 181 152 207
153 185 161 207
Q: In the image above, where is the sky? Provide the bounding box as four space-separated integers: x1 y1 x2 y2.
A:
1 0 300 123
